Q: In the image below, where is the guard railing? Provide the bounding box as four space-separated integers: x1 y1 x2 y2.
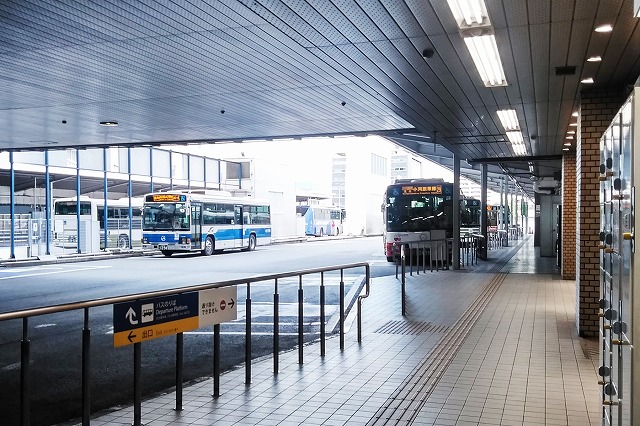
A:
0 262 371 426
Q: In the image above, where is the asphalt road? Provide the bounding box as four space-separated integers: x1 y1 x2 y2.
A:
0 236 396 426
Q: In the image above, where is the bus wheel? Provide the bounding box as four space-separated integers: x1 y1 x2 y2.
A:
161 250 172 257
248 234 256 251
386 256 395 262
203 236 214 256
118 235 129 249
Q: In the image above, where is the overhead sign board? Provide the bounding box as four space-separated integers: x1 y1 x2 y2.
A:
113 287 238 347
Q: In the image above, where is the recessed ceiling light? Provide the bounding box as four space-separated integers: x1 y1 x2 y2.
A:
563 148 570 151
99 120 119 127
566 136 574 140
571 112 578 117
564 142 571 146
587 56 602 62
567 131 575 134
570 123 578 127
581 77 594 84
595 24 613 33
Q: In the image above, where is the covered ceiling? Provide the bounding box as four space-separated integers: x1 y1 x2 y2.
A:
2 0 640 198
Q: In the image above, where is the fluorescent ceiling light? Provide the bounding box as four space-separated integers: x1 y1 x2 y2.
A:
581 77 594 84
595 24 613 33
571 112 578 117
567 131 576 134
566 136 574 140
563 148 570 151
464 34 507 87
506 131 524 144
497 109 519 131
564 142 571 146
446 0 489 28
587 56 602 62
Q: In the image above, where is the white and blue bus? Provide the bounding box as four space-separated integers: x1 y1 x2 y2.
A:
296 205 345 237
141 191 271 256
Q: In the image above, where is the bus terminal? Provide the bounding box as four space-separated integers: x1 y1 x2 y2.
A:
1 1 640 425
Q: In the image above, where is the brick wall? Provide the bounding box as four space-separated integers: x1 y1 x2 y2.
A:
561 153 576 280
576 89 625 337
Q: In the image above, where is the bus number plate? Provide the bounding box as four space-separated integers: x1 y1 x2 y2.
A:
158 244 168 251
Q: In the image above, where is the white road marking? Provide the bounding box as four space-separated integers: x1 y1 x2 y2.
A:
35 324 57 329
184 331 321 336
0 265 111 281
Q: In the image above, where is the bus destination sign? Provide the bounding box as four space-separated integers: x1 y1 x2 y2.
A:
402 185 442 195
148 194 186 202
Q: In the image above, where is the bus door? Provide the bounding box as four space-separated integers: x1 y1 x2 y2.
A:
191 204 202 250
234 205 244 248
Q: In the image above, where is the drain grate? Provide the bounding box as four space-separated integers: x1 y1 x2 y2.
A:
374 321 448 335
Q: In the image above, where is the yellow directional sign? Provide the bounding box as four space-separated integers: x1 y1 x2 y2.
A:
113 316 199 346
113 293 199 347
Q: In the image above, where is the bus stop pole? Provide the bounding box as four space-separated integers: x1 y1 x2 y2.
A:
10 151 15 259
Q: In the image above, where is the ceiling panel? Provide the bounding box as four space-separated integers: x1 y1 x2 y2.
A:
1 0 640 199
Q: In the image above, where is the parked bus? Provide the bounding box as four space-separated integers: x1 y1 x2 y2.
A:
382 178 454 261
460 197 481 234
296 205 345 236
141 191 271 256
53 196 143 250
383 179 490 261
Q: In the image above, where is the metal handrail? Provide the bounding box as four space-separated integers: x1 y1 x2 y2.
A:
1 262 371 426
0 263 369 321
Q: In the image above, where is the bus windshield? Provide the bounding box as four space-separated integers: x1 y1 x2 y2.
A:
385 193 452 233
143 203 190 231
54 201 92 215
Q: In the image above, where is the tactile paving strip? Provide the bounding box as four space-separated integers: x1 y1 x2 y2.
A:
367 273 508 425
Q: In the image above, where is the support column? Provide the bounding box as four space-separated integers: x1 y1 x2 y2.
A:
452 153 460 270
76 149 81 254
10 151 15 259
103 148 109 250
576 89 625 337
45 151 51 255
480 164 488 259
561 152 576 280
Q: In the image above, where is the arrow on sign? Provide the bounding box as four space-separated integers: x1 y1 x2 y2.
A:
127 331 136 343
229 298 235 309
126 307 138 325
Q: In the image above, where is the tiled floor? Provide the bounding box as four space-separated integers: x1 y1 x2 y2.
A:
74 237 601 425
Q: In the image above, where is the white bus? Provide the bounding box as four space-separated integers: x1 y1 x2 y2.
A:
296 205 345 236
53 196 143 250
141 191 271 256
